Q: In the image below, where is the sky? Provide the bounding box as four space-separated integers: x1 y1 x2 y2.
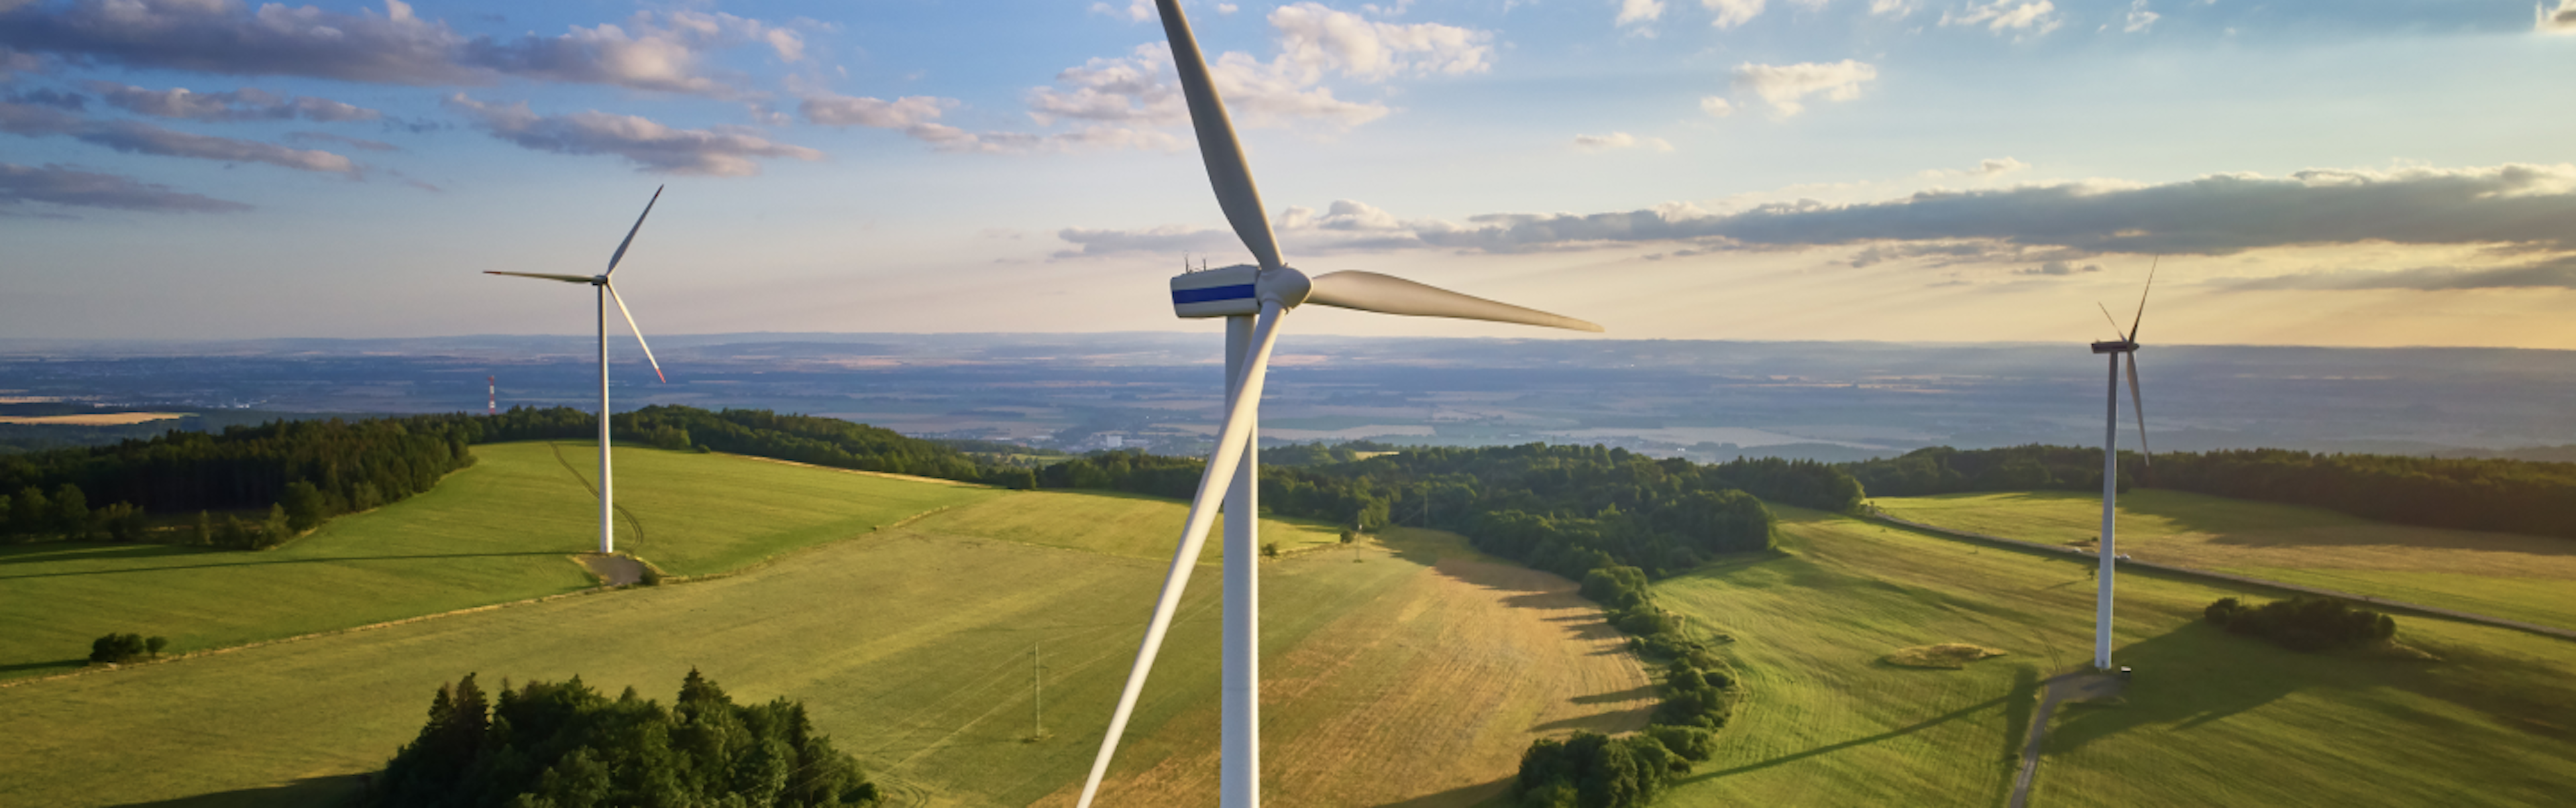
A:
2 0 2572 349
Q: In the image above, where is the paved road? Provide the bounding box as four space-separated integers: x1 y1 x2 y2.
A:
2009 672 2127 808
1864 512 2576 642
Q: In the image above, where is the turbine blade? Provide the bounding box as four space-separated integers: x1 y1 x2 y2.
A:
604 185 664 278
1153 0 1284 272
485 271 597 284
2096 302 2126 341
2127 255 2158 343
2125 354 2150 467
1077 300 1287 808
606 282 665 383
1305 271 1605 333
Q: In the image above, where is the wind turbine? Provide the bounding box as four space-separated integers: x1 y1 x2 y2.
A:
486 186 668 557
2088 262 2157 672
1075 3 1603 806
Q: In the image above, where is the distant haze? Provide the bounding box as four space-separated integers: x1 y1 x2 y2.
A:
3 333 2568 461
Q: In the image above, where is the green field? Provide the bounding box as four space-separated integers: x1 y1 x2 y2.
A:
1655 507 2576 807
0 441 999 679
0 456 1648 807
1875 490 2576 630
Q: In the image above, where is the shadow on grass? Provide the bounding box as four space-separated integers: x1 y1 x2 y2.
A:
0 541 228 566
1572 684 1659 705
1682 692 2011 784
0 551 570 580
1990 664 2043 808
107 775 362 807
1378 776 1511 808
2045 622 2311 754
0 658 85 675
1531 703 1656 735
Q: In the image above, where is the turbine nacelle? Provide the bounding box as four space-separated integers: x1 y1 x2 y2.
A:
1170 264 1310 318
2089 339 2139 355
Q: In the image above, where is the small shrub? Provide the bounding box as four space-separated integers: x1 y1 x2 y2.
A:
89 632 150 664
1261 542 1279 558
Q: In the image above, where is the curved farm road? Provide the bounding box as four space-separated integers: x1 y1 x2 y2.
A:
1050 530 1656 807
2010 672 2127 808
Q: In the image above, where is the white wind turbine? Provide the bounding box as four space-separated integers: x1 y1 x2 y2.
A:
486 186 669 557
1075 3 1604 807
2088 262 2157 672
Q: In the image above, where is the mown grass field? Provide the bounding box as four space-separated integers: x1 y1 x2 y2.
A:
1654 507 2576 807
0 475 1648 806
0 441 998 679
1876 489 2576 630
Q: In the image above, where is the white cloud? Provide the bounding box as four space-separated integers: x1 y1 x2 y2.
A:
0 162 251 214
2541 1 2576 34
88 83 380 122
2122 0 2160 33
1699 96 1735 117
801 94 950 129
1090 0 1156 23
1939 1 2061 36
1572 131 1674 152
1268 2 1493 81
1921 157 2029 178
1869 0 1917 16
1 99 358 174
445 94 823 176
1731 60 1878 117
1617 0 1666 28
0 1 802 97
1700 0 1766 30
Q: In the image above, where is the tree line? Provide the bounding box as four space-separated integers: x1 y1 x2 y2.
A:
1840 445 2576 540
370 669 880 807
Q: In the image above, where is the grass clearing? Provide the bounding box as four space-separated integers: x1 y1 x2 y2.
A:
1876 489 2576 630
919 488 1348 561
0 502 1647 807
1654 507 2576 807
0 441 997 679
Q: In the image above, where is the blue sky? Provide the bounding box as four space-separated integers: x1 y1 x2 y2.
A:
3 0 2571 348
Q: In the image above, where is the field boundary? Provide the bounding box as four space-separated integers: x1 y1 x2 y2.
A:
1864 510 2576 642
714 453 994 487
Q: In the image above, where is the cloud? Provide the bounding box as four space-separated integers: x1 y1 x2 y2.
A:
1699 96 1735 117
1731 60 1878 116
1 100 356 173
1 86 82 109
1090 0 1155 23
2542 1 2576 34
1869 0 1917 16
2223 256 2576 290
1022 3 1499 143
2016 260 2102 276
801 88 1179 154
802 93 950 128
1701 0 1766 29
1572 131 1673 152
1617 0 1666 29
0 45 41 78
1051 163 2576 259
1940 1 2061 36
444 94 822 175
2122 0 2160 33
1919 156 2029 179
1268 2 1493 81
0 1 800 97
284 130 397 152
89 82 380 122
0 161 251 213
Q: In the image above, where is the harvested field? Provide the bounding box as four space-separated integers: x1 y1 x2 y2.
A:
0 412 187 424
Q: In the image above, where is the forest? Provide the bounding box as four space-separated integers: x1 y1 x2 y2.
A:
1840 445 2576 539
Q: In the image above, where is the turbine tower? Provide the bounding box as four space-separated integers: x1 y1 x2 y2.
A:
2088 264 2157 671
486 186 669 557
1076 4 1603 806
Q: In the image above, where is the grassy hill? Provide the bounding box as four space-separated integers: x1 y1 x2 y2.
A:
0 456 1650 807
0 441 1000 679
1654 507 2576 807
1874 489 2576 631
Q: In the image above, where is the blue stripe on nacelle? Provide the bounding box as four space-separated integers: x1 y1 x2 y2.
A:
1172 284 1255 304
